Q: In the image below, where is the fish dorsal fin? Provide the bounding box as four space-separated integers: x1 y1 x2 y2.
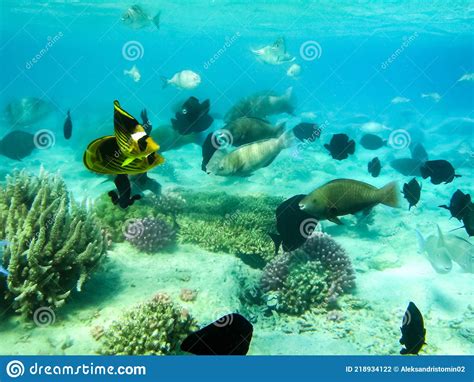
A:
436 225 446 247
415 229 426 253
114 100 143 154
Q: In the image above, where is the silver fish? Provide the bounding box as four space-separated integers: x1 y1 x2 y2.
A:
416 226 453 274
122 5 161 29
206 131 292 177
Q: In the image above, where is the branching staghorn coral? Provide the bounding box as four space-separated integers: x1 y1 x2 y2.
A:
0 169 107 318
99 293 197 355
260 232 356 314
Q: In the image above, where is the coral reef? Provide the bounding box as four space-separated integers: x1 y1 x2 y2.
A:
260 232 355 314
0 169 107 318
179 288 198 302
99 293 197 355
124 217 177 253
93 189 281 263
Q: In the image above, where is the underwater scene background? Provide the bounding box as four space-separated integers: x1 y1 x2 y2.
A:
0 0 473 355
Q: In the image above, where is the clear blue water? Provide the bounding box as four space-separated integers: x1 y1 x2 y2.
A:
0 1 473 355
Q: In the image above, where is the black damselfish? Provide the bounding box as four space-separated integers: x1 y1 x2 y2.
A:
172 97 214 135
292 122 321 142
63 109 72 140
108 174 141 209
360 134 385 150
420 160 461 185
400 302 426 355
324 133 355 160
402 178 421 210
439 189 471 221
367 157 381 177
269 194 316 254
181 313 253 355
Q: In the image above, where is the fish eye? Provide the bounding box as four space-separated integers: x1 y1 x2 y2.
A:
182 108 188 114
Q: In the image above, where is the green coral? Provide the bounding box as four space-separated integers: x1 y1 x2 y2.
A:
99 293 197 355
277 261 329 315
0 169 107 318
93 189 281 263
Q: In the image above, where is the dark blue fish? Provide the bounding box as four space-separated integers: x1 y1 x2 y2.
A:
367 157 381 177
140 109 153 135
439 189 471 221
63 109 73 139
181 313 253 355
172 97 214 135
360 134 386 150
292 122 321 142
420 160 461 185
402 178 421 210
324 133 355 160
400 302 426 355
108 174 141 209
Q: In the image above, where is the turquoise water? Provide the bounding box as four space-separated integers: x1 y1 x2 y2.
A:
0 1 473 355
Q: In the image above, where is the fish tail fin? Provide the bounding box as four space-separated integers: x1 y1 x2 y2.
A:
160 76 169 89
276 121 286 135
152 11 161 29
279 129 295 148
268 233 282 255
379 181 400 208
415 229 425 253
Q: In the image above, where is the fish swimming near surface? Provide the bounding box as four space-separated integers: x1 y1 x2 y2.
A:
399 302 426 355
360 134 386 150
0 131 36 160
287 63 301 77
439 189 471 221
224 87 295 123
108 174 141 209
181 313 253 355
391 96 410 104
140 109 153 135
63 109 72 139
226 117 285 146
171 97 213 135
5 97 53 126
0 240 10 277
121 4 161 29
421 93 441 102
299 179 400 225
324 133 355 160
205 130 293 177
402 178 421 210
84 100 164 175
416 226 453 274
457 72 474 82
123 65 141 82
360 121 390 133
420 159 461 185
367 157 381 177
251 37 295 65
292 122 321 142
161 70 201 90
269 194 317 254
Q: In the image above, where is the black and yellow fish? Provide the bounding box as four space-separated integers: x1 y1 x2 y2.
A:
84 101 164 175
